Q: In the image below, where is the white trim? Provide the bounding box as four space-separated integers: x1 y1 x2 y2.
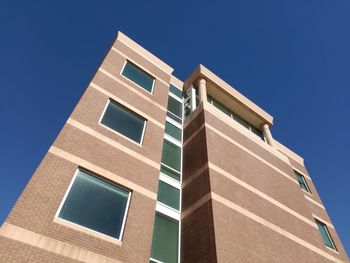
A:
169 92 183 103
315 218 337 251
55 169 132 242
191 85 197 112
159 173 181 189
120 59 156 94
160 163 181 177
166 116 183 129
313 214 335 230
164 134 182 148
304 194 325 210
150 258 164 263
293 166 312 181
155 202 180 221
98 99 147 145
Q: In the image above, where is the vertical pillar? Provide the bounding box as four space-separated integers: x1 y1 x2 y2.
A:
262 124 275 147
191 85 197 112
198 78 207 104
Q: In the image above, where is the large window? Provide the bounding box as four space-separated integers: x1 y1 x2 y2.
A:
315 219 337 250
151 213 179 263
57 170 131 240
165 121 182 142
121 61 155 92
100 100 146 143
294 170 311 193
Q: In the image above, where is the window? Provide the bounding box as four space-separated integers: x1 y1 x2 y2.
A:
122 61 155 92
169 84 183 98
165 121 182 142
58 170 131 240
167 96 183 123
160 165 181 181
161 140 181 172
101 100 146 143
294 171 311 193
315 219 337 250
157 181 180 210
207 96 264 140
151 213 179 263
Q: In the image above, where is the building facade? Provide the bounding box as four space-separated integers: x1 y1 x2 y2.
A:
0 32 348 263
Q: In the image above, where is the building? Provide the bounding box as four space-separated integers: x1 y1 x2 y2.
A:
0 31 348 263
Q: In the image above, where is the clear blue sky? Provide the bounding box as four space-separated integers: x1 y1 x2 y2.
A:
1 0 349 255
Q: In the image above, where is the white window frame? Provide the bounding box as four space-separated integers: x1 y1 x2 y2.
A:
315 219 337 251
120 60 156 94
99 99 147 145
55 169 131 242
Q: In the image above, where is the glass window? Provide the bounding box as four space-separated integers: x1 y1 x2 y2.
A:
122 61 154 92
165 121 182 142
161 140 181 172
151 213 179 263
212 99 231 117
315 219 336 250
157 181 180 210
160 165 180 181
58 170 130 239
167 96 183 122
294 171 311 193
101 100 146 143
169 84 183 98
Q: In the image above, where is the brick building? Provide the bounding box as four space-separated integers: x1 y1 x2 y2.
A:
0 32 348 263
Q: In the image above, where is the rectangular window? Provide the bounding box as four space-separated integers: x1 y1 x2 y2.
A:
157 181 180 210
122 61 155 92
169 84 183 98
315 219 337 250
101 100 146 143
58 170 130 240
160 165 181 181
165 121 182 142
151 213 179 263
167 96 183 123
161 140 181 172
294 171 311 193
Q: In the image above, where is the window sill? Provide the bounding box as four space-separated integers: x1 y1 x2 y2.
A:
53 217 123 246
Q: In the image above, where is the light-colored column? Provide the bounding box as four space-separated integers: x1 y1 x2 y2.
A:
198 78 207 104
262 124 275 147
191 85 197 111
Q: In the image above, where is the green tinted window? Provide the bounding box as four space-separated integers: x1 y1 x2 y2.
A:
101 101 145 143
160 165 180 181
213 99 231 116
161 140 181 172
122 61 154 92
169 84 183 98
167 96 183 120
58 170 129 239
295 171 311 193
157 181 180 210
151 213 179 263
316 220 336 250
165 122 182 141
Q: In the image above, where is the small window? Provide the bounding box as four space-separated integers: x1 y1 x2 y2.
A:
151 213 179 263
167 96 183 123
157 181 180 210
161 140 181 172
58 170 131 240
122 61 155 92
315 219 337 250
160 165 180 182
169 84 183 98
165 121 182 142
101 100 146 143
294 171 311 193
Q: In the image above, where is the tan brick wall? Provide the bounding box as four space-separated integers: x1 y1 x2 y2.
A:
1 34 171 262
